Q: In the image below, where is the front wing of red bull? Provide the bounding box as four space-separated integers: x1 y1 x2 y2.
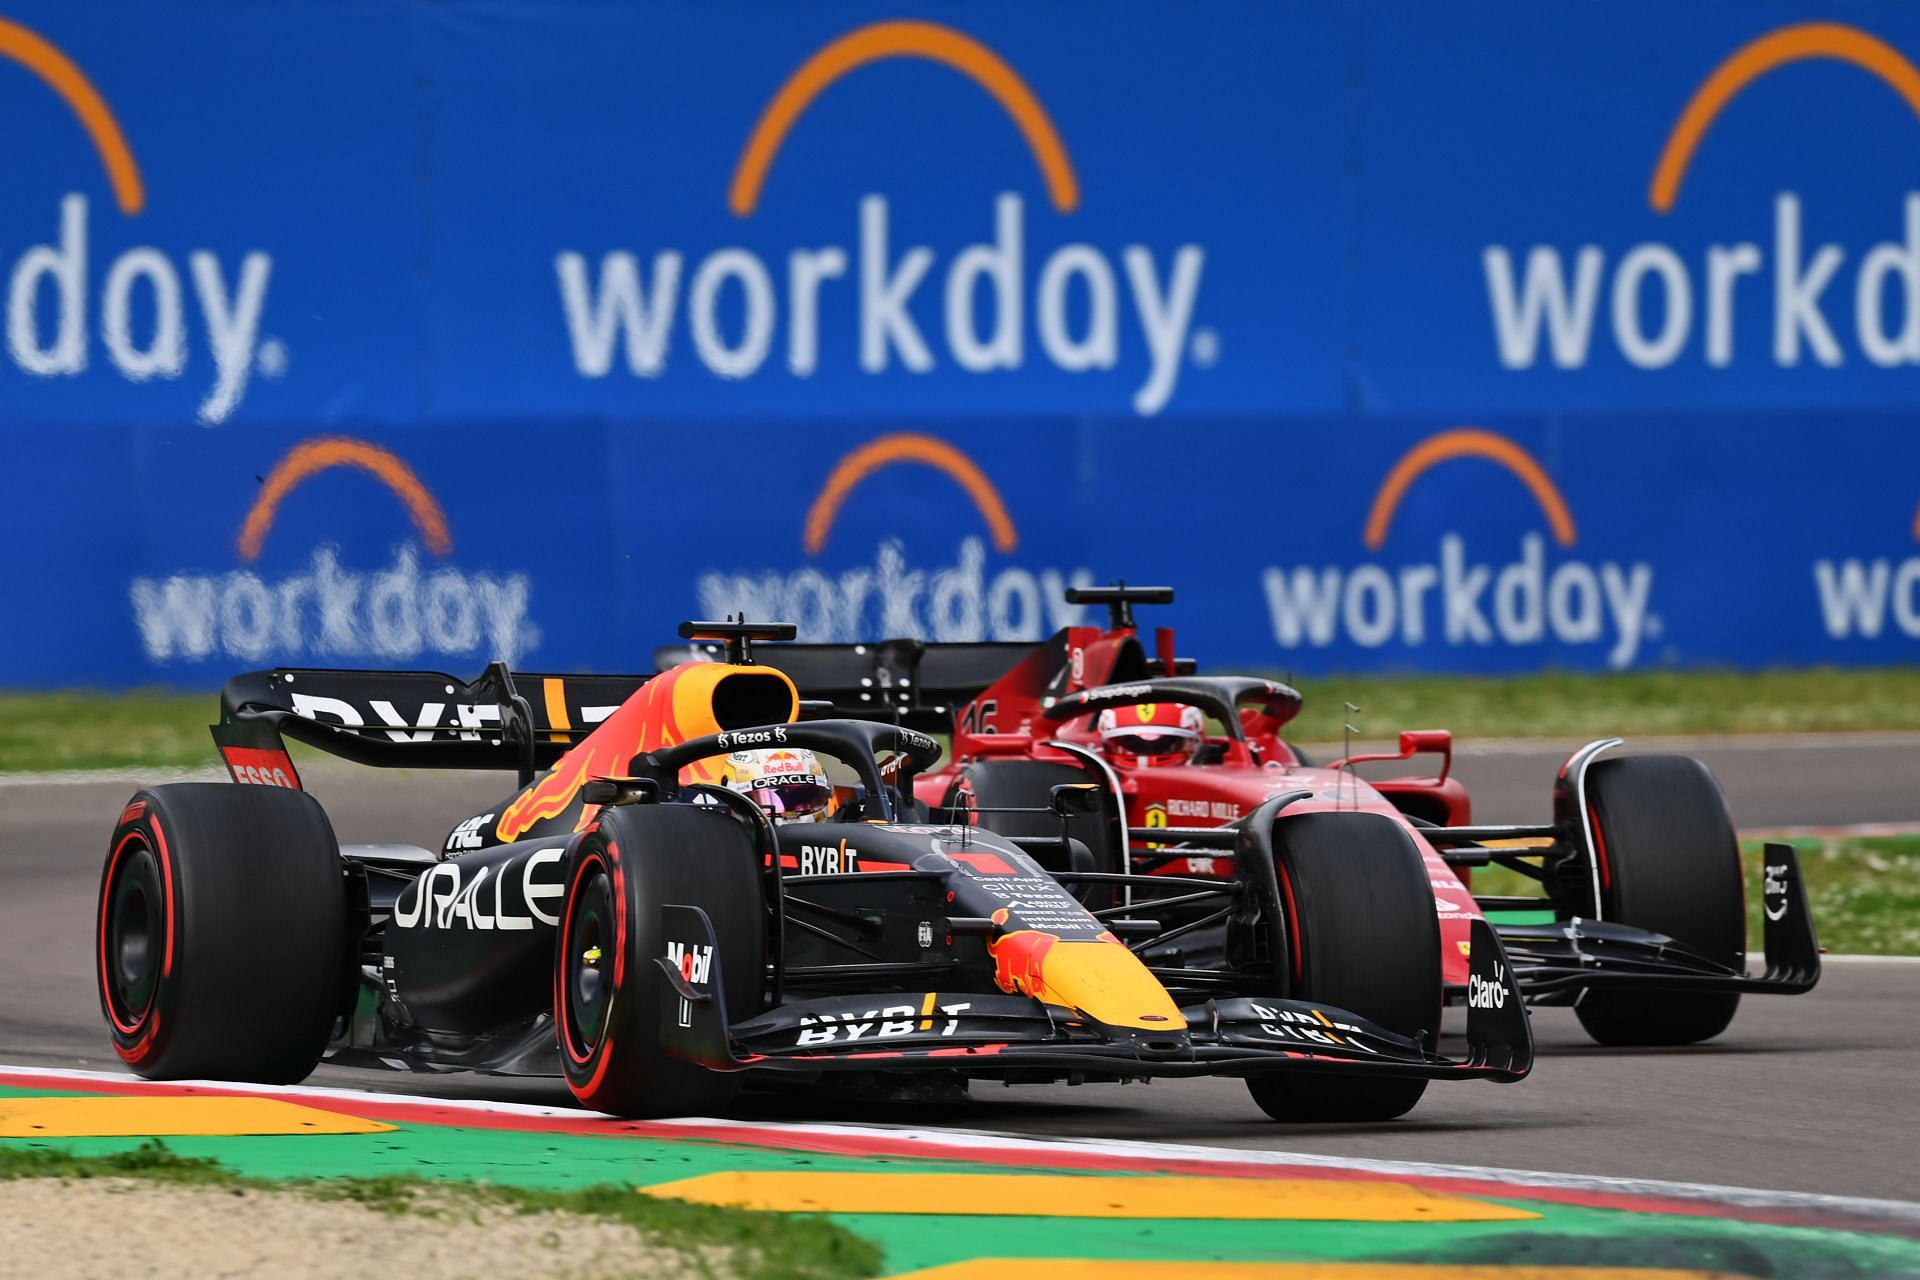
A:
656 909 1532 1084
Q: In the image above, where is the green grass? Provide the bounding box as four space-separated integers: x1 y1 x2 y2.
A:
0 691 215 772
1280 666 1920 742
1745 835 1920 956
5 665 1920 772
0 1141 881 1280
1473 834 1920 956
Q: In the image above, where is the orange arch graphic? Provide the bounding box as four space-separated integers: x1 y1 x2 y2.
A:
804 432 1018 556
1364 428 1577 551
1650 22 1920 213
0 19 144 215
729 20 1080 217
237 438 452 562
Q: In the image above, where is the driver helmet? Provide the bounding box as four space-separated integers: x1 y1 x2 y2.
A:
1096 703 1205 766
719 748 833 823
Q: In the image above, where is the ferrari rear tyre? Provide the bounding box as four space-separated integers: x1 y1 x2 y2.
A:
1246 811 1440 1122
1574 755 1744 1046
97 784 347 1083
556 803 765 1117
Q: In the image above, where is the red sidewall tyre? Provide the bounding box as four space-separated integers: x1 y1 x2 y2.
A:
97 784 346 1083
555 803 764 1118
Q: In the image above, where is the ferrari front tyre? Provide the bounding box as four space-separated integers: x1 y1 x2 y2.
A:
555 803 765 1118
98 783 347 1083
1574 755 1745 1046
1246 811 1441 1122
943 759 1117 902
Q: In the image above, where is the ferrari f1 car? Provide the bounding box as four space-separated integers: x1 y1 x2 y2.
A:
675 586 1822 1049
97 621 1530 1120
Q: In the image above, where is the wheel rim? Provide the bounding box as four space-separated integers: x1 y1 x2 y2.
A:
104 842 162 1031
563 868 615 1057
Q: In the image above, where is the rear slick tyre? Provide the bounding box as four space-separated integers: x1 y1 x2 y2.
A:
97 784 347 1084
1246 811 1440 1122
1573 755 1744 1046
556 803 765 1118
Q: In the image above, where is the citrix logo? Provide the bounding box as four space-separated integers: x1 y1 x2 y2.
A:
1262 429 1658 668
554 21 1207 417
0 20 280 422
1485 23 1920 375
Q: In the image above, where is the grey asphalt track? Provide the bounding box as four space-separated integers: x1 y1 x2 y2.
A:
4 736 1916 1202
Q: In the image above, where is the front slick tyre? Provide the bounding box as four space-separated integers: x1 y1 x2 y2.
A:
98 783 346 1083
556 803 765 1118
1574 755 1744 1046
1247 812 1440 1123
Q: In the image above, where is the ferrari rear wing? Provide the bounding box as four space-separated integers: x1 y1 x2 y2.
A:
216 662 652 780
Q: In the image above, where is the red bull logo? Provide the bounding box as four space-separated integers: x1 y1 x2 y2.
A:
1262 429 1657 667
1485 23 1920 374
127 437 536 665
988 925 1059 1002
553 20 1209 417
1813 493 1920 640
756 749 809 776
0 19 279 422
697 431 1095 641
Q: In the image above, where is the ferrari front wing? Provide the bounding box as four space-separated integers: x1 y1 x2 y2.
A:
1478 842 1821 1005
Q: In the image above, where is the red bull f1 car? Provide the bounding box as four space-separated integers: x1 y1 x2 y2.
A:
97 621 1531 1120
675 586 1821 1050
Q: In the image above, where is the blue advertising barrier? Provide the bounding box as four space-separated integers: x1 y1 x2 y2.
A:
1 1 1917 685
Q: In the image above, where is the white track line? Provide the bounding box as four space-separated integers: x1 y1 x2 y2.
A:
3 1064 1915 1226
1302 730 1920 757
1751 824 1920 841
1463 730 1920 755
1822 954 1920 965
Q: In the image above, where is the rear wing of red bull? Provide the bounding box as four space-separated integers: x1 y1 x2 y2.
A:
653 637 1040 732
657 583 1195 733
215 662 652 783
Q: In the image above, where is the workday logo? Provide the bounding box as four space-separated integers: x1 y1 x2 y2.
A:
1262 429 1657 668
554 20 1208 416
129 438 538 665
0 19 280 422
1486 23 1920 374
696 431 1095 641
1813 497 1920 642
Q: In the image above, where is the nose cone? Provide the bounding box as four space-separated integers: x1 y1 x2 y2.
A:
988 932 1185 1030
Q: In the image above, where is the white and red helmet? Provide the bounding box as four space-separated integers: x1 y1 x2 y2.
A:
1096 703 1205 765
719 748 833 823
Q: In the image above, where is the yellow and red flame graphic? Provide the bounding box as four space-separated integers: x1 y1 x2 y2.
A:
986 910 1184 1030
497 662 798 842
